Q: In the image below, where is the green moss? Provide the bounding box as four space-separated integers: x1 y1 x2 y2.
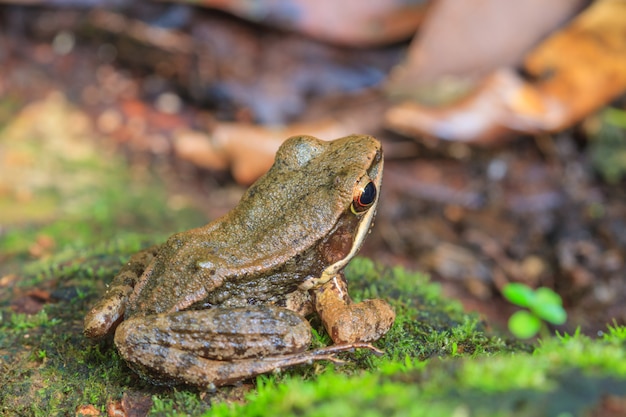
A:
205 325 626 417
345 258 511 363
3 240 626 416
601 321 626 342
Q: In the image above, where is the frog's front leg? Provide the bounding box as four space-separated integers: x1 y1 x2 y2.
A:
312 274 395 344
113 305 373 388
84 246 160 339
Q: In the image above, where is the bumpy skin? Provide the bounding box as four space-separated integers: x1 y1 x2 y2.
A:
84 134 395 388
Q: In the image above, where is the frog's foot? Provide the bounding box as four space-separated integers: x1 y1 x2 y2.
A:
323 299 396 344
313 275 396 344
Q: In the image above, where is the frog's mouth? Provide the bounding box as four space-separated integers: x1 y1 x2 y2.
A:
316 149 383 287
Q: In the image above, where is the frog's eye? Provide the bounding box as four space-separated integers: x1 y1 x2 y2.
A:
351 180 377 215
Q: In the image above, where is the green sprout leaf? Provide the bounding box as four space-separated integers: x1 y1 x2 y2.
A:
508 310 542 339
502 283 536 308
505 284 568 339
528 287 566 325
533 287 562 306
532 303 567 325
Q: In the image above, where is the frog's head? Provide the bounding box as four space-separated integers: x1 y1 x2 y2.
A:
250 134 383 288
232 134 382 285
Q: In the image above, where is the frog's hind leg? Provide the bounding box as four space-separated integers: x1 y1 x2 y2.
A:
113 305 377 388
119 339 357 388
84 246 160 339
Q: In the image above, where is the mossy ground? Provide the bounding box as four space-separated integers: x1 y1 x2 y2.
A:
1 94 625 416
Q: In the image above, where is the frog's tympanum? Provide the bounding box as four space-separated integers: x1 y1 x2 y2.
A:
84 134 395 388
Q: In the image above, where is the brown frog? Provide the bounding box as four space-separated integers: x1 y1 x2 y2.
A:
84 134 395 388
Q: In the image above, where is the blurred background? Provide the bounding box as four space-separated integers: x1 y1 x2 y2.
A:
1 0 625 339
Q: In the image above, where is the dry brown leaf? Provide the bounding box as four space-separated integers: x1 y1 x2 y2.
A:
76 404 101 417
120 392 153 417
173 129 230 172
106 400 126 417
194 0 428 46
385 68 565 143
386 0 626 143
10 294 46 315
387 0 585 100
525 0 626 126
28 234 56 258
174 118 366 184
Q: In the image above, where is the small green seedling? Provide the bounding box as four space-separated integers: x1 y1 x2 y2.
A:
502 283 567 339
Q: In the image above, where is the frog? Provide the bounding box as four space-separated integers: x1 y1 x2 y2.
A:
84 134 395 388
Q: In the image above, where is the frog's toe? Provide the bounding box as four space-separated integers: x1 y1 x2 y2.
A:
84 297 126 339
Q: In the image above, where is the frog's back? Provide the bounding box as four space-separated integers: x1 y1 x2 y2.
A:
126 134 382 316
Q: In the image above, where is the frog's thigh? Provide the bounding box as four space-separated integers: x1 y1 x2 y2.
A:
114 306 316 386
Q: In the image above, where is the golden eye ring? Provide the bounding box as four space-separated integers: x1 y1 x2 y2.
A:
351 180 376 215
